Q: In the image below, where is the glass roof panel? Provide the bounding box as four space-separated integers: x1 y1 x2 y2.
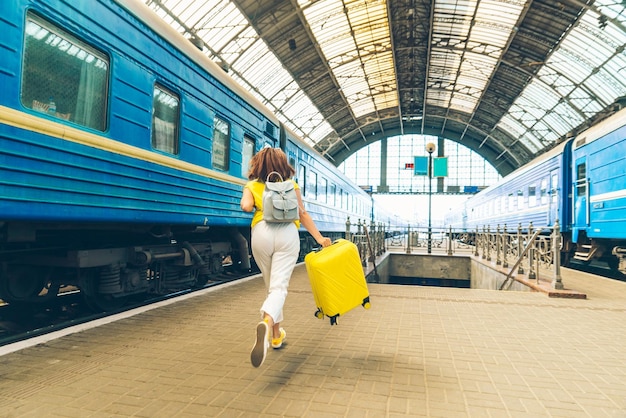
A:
145 0 335 146
538 68 576 97
147 0 625 164
499 114 528 139
300 0 397 118
570 87 605 117
429 0 524 115
375 91 398 110
450 94 479 113
208 26 256 64
500 2 626 150
530 120 559 146
500 113 542 154
177 0 247 52
507 95 544 122
427 48 461 108
428 91 453 108
279 90 334 146
550 103 582 132
232 41 290 100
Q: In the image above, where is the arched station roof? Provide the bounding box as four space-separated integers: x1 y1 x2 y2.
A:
144 0 626 176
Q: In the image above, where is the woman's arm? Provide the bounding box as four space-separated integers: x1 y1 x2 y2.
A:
240 187 255 212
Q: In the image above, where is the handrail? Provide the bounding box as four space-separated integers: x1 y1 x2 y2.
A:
499 228 543 290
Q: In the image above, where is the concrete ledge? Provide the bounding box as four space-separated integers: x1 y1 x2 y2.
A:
470 254 587 299
373 248 587 298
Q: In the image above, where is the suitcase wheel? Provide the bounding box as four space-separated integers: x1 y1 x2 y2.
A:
314 309 324 319
362 296 371 310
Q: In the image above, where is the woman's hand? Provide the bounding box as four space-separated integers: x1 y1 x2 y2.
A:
318 237 332 248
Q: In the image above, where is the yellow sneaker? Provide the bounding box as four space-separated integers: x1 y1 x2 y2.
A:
271 328 286 349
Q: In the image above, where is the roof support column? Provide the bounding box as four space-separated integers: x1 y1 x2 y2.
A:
437 137 445 193
377 138 388 193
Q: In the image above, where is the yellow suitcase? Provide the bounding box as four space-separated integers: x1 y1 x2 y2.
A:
304 239 371 325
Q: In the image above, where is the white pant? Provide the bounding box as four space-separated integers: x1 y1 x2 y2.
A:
251 221 300 324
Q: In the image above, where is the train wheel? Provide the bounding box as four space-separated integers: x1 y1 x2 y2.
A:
0 265 57 304
80 270 127 312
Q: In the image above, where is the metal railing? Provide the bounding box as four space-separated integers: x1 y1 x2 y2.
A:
474 221 563 290
381 221 564 290
345 217 386 268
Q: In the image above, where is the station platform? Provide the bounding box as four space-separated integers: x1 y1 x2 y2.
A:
1 259 625 417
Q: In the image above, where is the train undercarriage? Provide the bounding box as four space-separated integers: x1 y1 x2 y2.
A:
571 234 626 276
0 221 252 310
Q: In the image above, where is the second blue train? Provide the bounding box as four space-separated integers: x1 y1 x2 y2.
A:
446 105 626 275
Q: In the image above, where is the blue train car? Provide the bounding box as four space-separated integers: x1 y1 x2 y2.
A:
446 139 573 234
0 0 379 309
571 107 626 271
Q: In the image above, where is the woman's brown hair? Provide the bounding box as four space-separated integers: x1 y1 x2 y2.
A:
246 147 296 182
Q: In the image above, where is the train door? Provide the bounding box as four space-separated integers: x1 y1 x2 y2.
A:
572 157 588 242
548 169 559 225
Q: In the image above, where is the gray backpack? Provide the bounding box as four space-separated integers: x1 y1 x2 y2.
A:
262 172 299 223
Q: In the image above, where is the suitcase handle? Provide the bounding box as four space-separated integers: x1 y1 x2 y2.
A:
312 239 342 253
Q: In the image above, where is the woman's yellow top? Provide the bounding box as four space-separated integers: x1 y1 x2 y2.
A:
244 179 301 228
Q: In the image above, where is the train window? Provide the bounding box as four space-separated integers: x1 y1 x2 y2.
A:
21 13 109 131
517 190 524 208
551 173 558 203
508 193 515 212
320 178 328 203
298 164 306 195
576 163 586 195
528 185 536 207
151 85 180 154
540 179 548 204
242 135 255 177
212 115 230 171
330 184 336 206
308 171 318 200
